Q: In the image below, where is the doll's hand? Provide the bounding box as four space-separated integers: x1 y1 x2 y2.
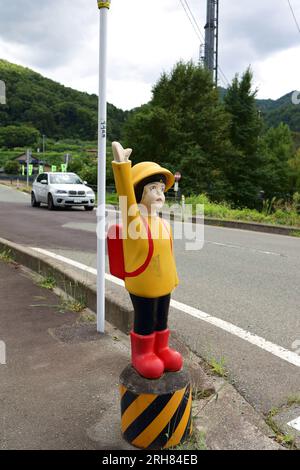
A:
112 141 132 163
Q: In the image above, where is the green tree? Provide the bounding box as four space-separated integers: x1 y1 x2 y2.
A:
259 123 294 198
288 148 300 193
224 68 263 207
4 159 20 175
0 125 40 148
123 61 233 200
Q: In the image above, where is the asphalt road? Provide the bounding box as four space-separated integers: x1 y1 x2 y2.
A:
1 184 299 414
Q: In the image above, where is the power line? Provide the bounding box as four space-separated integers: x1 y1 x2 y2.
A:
287 0 300 34
178 0 230 87
179 0 202 41
182 0 205 40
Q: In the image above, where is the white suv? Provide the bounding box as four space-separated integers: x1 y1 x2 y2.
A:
31 172 95 211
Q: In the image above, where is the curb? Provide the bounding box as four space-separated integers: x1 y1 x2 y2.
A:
203 217 300 237
0 237 133 334
161 211 300 237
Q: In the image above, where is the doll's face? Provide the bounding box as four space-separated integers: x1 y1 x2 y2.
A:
141 182 166 213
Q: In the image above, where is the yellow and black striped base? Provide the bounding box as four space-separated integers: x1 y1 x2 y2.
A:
120 365 192 449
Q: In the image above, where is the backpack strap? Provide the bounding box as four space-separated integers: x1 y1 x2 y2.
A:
124 215 154 278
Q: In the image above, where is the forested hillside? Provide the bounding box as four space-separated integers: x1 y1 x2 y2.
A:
0 59 127 142
122 62 300 207
219 87 300 133
1 59 300 209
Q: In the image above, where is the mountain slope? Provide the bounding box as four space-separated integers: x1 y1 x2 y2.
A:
219 86 300 132
0 59 127 141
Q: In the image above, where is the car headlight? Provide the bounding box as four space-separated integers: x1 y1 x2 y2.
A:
87 191 94 196
56 190 67 194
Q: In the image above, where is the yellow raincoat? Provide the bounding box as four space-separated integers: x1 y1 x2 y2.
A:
112 161 179 298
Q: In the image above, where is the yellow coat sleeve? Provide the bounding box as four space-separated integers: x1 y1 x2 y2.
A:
112 161 138 225
112 161 149 274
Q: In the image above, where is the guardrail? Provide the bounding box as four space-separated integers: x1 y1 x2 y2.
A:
0 174 34 183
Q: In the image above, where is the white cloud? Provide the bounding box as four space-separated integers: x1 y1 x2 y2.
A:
255 45 300 99
0 0 300 108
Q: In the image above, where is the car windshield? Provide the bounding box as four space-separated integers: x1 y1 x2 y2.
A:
50 174 82 185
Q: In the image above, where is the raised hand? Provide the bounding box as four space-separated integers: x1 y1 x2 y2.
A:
112 141 132 163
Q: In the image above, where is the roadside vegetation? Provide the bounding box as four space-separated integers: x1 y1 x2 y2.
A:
107 191 300 228
38 275 57 290
186 193 300 227
0 248 14 263
1 59 300 229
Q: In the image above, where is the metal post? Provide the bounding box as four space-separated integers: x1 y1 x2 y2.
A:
97 0 111 333
215 0 219 85
204 0 219 85
26 149 30 187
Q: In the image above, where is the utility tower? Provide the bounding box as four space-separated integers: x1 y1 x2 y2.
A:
203 0 219 85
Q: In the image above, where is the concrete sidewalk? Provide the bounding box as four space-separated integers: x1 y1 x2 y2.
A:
0 259 283 450
0 260 132 450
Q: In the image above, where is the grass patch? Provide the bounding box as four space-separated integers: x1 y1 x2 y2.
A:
60 297 86 313
174 429 207 451
79 312 96 323
0 248 14 263
291 231 300 237
106 192 119 205
287 395 300 407
266 407 297 449
192 389 213 400
185 194 300 228
209 357 227 377
38 275 57 290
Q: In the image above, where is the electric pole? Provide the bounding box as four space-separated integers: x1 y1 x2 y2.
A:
203 0 219 85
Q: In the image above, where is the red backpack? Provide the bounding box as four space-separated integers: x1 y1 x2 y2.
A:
107 216 154 280
107 216 172 280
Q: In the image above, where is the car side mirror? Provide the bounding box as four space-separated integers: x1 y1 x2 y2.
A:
41 180 48 185
83 181 87 185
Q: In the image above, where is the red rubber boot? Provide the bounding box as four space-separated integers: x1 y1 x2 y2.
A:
154 329 183 372
130 331 164 379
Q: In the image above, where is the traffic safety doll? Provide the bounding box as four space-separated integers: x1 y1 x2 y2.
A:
107 142 183 379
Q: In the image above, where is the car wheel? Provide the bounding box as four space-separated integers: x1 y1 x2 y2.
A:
48 193 55 210
84 206 94 211
31 192 40 208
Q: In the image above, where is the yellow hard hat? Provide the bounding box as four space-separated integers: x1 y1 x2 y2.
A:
131 162 175 192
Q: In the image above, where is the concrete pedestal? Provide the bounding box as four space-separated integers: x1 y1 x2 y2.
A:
120 365 192 449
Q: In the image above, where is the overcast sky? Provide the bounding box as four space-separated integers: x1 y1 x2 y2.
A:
0 0 300 110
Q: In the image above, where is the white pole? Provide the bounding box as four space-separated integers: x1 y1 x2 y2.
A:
26 149 29 187
97 0 111 333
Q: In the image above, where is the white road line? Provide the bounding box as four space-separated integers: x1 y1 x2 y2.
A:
31 247 300 368
206 241 283 257
287 416 300 432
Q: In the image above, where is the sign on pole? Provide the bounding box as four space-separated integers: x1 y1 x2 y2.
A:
174 172 181 182
28 165 33 176
96 0 111 333
61 164 67 173
26 149 30 187
39 165 44 174
51 165 57 172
